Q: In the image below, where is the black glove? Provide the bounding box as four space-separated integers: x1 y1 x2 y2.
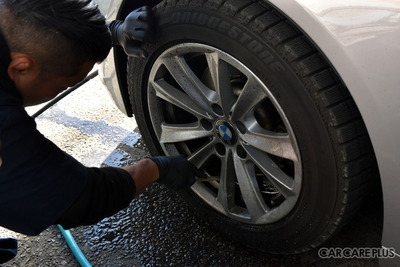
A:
148 155 202 190
109 6 155 57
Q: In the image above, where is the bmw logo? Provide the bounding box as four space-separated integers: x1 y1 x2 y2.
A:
215 121 237 144
218 125 233 141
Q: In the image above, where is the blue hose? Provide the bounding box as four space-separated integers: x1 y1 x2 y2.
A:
57 224 92 267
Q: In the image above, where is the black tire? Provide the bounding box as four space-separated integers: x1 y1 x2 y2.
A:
128 0 377 253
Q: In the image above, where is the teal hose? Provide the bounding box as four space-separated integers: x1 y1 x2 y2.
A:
57 224 92 267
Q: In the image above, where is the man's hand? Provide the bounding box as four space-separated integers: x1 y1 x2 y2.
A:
109 6 155 57
148 155 203 190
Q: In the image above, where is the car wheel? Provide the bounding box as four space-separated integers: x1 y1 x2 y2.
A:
128 0 377 253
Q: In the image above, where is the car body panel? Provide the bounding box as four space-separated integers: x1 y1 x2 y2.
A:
96 0 161 116
94 0 400 261
95 0 129 115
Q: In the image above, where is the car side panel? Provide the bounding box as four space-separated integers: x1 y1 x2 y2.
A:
94 0 128 114
96 0 162 116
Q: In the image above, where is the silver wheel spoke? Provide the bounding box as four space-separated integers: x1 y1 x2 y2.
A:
188 138 219 167
160 122 212 143
206 52 236 114
244 145 295 198
241 128 298 162
161 56 216 113
151 80 212 119
217 152 236 212
231 78 266 121
234 156 268 221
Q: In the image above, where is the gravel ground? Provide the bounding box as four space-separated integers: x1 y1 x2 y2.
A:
0 73 385 266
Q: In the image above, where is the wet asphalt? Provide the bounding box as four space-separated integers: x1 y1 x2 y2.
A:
0 74 384 266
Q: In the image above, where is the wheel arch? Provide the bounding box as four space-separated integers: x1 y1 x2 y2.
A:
112 0 163 117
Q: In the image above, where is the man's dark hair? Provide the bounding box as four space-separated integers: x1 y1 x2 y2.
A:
0 0 111 74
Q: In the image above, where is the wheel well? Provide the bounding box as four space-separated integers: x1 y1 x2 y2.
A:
113 0 162 116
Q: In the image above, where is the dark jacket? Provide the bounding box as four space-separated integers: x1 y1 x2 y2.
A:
0 29 88 236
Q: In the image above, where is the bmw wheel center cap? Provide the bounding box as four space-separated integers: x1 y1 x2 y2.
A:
216 120 237 144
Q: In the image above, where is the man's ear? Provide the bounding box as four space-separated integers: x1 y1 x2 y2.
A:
7 52 39 85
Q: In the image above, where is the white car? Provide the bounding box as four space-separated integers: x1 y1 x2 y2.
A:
94 0 400 262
